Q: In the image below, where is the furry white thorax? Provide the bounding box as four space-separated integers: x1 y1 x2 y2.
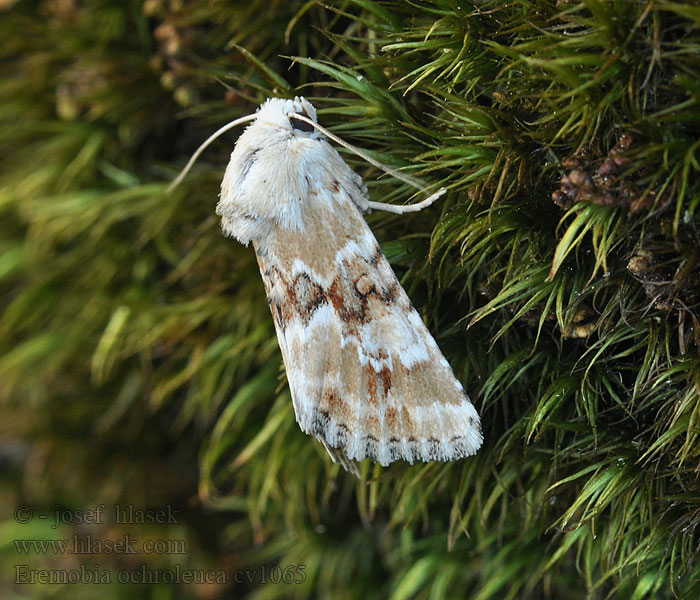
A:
217 97 368 245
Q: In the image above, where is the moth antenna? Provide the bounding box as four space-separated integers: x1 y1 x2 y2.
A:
167 114 258 193
290 113 445 214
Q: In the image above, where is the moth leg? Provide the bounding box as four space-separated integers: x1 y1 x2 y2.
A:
321 441 361 477
366 188 446 214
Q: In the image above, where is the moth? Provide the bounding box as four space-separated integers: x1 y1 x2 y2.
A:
170 97 483 474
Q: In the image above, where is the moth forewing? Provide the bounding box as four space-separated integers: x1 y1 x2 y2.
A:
180 96 483 472
251 193 482 467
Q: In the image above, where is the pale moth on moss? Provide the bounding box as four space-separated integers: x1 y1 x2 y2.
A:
170 97 483 475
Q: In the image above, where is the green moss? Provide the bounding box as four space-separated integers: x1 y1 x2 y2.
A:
1 1 699 598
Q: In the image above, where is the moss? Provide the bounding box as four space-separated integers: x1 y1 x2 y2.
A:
1 1 699 598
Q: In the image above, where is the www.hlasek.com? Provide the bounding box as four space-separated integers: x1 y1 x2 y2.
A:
14 564 307 585
14 535 186 556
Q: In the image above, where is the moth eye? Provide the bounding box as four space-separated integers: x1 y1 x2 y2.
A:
289 113 315 133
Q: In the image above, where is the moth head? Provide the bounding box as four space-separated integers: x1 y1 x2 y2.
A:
255 96 320 139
